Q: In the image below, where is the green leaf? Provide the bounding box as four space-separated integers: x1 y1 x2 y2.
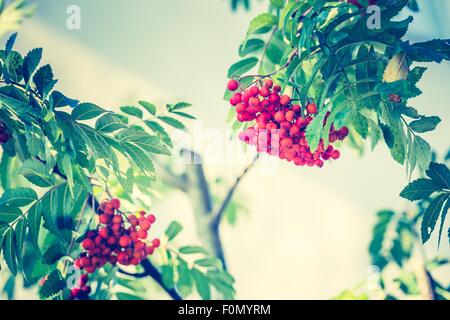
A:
169 102 192 112
18 159 52 188
165 221 183 241
305 108 329 152
71 103 107 121
0 206 21 223
227 57 258 78
409 116 441 133
38 270 66 299
171 111 196 119
407 66 427 85
0 187 38 207
192 269 211 300
403 39 450 63
247 13 277 35
5 33 18 55
195 258 221 268
414 136 431 172
120 106 143 119
426 162 450 190
27 200 43 247
157 116 186 131
4 51 24 83
239 38 265 57
49 91 79 109
43 243 66 265
33 64 57 99
14 217 27 265
144 120 172 148
421 193 449 244
117 128 171 155
176 258 192 297
116 292 144 300
2 228 17 275
138 101 157 115
400 178 441 201
179 246 208 255
22 48 42 84
95 113 126 133
438 199 450 248
0 223 8 248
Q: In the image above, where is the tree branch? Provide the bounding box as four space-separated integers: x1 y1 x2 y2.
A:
119 260 182 300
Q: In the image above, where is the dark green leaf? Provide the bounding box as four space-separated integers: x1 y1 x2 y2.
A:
18 159 52 188
33 64 57 99
426 162 450 190
2 228 17 275
0 206 21 223
22 48 42 84
43 243 66 265
438 198 450 248
400 178 441 201
421 193 449 244
0 187 38 207
49 91 78 109
409 116 441 133
38 270 66 299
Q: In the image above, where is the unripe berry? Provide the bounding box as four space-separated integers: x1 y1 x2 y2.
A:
227 79 239 91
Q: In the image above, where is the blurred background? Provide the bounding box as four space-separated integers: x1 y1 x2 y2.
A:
2 0 450 299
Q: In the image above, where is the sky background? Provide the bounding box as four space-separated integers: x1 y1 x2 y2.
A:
5 0 450 299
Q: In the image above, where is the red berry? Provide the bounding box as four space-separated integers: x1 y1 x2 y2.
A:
82 239 94 250
274 111 285 122
273 85 281 93
280 95 291 106
285 110 295 122
260 86 270 97
99 214 109 225
112 215 122 224
264 79 273 88
111 198 121 210
146 246 155 255
119 236 131 248
152 239 161 248
227 80 239 91
331 150 341 159
137 229 148 239
306 103 318 114
98 227 109 239
139 219 151 231
147 214 156 223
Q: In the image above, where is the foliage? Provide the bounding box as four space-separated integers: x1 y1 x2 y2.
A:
0 33 232 300
0 0 34 38
225 0 448 177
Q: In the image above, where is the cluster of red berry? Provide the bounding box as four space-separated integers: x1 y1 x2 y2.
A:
227 79 349 167
0 122 11 144
70 274 91 300
74 198 160 274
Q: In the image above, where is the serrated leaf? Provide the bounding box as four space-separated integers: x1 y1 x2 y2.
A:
169 102 192 112
49 91 78 109
27 200 42 247
171 111 196 119
192 269 211 300
14 217 27 265
426 162 450 190
71 103 107 121
95 113 126 133
38 270 66 299
2 228 16 275
247 13 277 34
5 33 17 55
407 66 427 85
19 159 52 187
120 106 143 119
438 198 450 248
144 120 172 147
157 116 186 131
414 136 431 172
305 108 328 152
421 193 448 244
409 116 441 133
33 64 57 99
165 221 183 241
22 48 42 84
400 178 441 201
0 206 21 223
138 101 157 115
43 243 66 265
0 187 38 207
227 57 258 78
